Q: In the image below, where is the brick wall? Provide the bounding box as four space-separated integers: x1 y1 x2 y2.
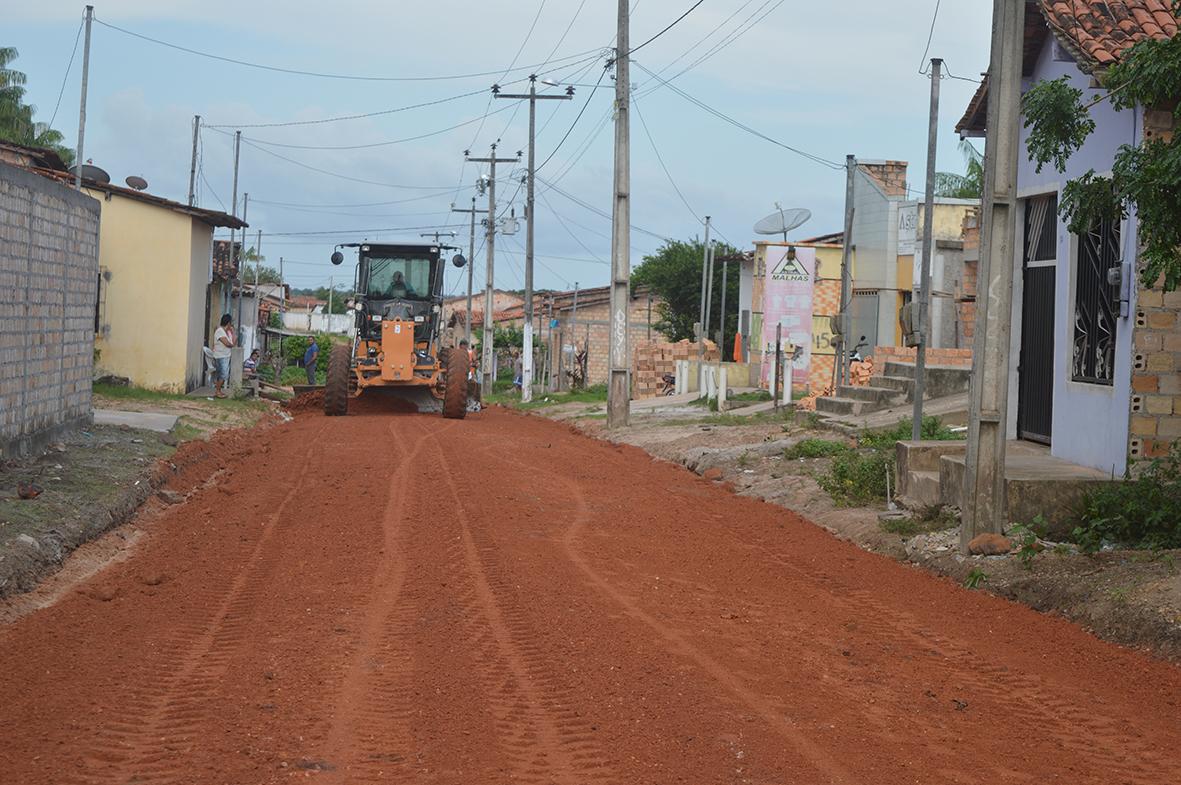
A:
860 161 909 197
552 294 657 387
870 345 972 375
0 163 100 457
1129 285 1181 460
632 339 719 399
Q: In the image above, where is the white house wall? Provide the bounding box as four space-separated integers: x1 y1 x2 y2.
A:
1008 36 1139 475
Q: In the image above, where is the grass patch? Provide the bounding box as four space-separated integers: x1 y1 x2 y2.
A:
880 506 958 537
819 448 894 507
859 416 963 450
784 438 851 460
489 383 608 410
94 383 187 402
730 390 772 403
1073 442 1181 551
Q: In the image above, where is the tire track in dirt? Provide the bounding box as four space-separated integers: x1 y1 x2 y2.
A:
478 438 856 785
426 427 612 785
317 416 441 783
64 425 330 785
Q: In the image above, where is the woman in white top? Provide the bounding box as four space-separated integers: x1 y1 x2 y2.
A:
211 314 235 399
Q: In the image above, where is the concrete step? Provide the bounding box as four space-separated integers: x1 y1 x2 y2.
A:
838 384 905 405
876 375 914 394
815 396 864 416
899 469 941 509
876 362 971 400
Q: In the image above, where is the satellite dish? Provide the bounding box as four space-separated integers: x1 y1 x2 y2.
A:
71 164 110 184
125 175 148 191
754 206 811 241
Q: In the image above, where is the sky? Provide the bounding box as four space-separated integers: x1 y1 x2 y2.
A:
10 0 992 292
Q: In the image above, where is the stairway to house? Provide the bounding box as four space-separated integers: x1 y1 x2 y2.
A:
814 361 971 418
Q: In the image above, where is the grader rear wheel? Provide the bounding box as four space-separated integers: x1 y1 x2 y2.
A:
324 344 351 416
442 347 468 420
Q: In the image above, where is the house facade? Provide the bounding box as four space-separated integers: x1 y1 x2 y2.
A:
957 0 1179 474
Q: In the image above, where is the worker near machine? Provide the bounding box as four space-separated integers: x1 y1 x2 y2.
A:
459 339 476 381
304 337 319 385
387 270 416 299
211 314 234 399
512 349 523 392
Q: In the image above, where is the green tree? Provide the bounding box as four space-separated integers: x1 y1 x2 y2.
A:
632 238 740 356
935 140 983 199
1022 7 1181 291
0 47 75 166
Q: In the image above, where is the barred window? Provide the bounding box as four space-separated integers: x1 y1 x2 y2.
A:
1072 217 1119 385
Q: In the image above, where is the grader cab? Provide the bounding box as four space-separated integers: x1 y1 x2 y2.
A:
324 242 471 418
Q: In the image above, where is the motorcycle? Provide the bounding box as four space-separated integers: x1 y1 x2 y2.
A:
659 372 677 396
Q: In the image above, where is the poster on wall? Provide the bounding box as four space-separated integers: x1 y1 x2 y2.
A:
760 245 816 388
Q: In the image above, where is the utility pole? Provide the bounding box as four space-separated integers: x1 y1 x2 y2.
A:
188 115 200 206
496 76 573 402
962 0 1024 549
837 154 856 388
254 229 262 287
913 58 942 441
452 197 487 346
606 0 632 427
718 256 729 366
228 131 241 287
697 216 711 383
704 242 716 350
234 194 248 345
74 5 93 190
279 256 286 362
328 276 333 324
466 144 520 392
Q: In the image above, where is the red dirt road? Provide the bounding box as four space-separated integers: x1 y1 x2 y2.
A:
2 405 1179 784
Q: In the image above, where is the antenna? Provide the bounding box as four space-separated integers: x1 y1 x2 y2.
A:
125 175 148 191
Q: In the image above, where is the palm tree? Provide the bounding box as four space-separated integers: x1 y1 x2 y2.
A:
935 140 983 199
0 47 75 166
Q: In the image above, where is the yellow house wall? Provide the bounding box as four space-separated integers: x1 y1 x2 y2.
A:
91 191 207 392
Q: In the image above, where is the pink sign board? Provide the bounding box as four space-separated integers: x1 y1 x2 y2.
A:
760 245 815 387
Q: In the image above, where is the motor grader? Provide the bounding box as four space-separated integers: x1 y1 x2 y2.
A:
324 242 471 418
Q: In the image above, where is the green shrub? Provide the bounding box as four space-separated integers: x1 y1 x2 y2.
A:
1073 444 1181 551
859 416 962 450
818 448 894 507
784 438 852 460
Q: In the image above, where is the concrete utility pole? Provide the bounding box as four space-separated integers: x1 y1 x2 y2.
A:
697 216 711 378
74 5 93 190
228 131 241 282
912 58 942 441
962 0 1024 549
704 242 716 350
495 76 573 402
606 0 632 428
837 154 856 388
234 194 248 345
718 257 729 365
188 115 200 206
452 197 487 346
254 229 262 287
466 145 520 392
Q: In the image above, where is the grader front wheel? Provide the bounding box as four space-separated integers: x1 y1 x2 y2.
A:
442 347 468 420
324 344 351 417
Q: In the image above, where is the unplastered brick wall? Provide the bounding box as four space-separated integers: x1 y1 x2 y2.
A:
553 295 657 387
1129 284 1181 460
632 338 718 399
870 345 972 376
0 163 100 457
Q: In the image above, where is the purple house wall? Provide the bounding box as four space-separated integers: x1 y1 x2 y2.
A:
1005 35 1140 475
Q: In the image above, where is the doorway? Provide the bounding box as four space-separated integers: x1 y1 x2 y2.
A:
1017 195 1056 445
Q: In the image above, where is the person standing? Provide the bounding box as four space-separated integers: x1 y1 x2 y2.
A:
211 314 235 399
304 337 320 385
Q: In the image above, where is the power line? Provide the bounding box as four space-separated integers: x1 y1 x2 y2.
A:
92 16 600 83
48 15 84 129
204 88 490 129
918 0 943 74
238 138 461 189
536 174 671 243
497 0 548 83
633 61 843 171
644 0 758 81
632 95 700 224
264 223 466 237
220 103 516 150
660 0 786 84
625 0 706 58
252 191 471 209
536 66 608 173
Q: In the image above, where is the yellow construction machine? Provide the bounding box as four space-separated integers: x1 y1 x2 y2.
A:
324 242 471 418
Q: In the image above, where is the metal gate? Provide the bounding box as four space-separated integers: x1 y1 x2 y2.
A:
1017 195 1056 445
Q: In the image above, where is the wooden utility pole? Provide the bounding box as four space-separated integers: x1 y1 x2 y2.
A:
912 58 942 440
74 5 93 190
606 0 631 428
495 77 572 402
466 145 520 391
962 0 1024 549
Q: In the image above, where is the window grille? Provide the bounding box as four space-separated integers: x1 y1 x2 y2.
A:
1072 217 1119 385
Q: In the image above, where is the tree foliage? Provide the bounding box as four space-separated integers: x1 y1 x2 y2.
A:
935 140 984 199
1021 20 1181 291
0 48 75 166
631 238 740 356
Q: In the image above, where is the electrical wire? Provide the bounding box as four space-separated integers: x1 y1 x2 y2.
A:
918 0 943 74
263 223 466 237
631 95 700 224
536 66 608 173
239 138 462 190
536 174 671 243
252 192 472 209
643 0 758 82
633 62 843 171
48 15 84 129
658 0 786 85
537 191 608 263
203 88 490 129
625 0 706 59
92 16 601 83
